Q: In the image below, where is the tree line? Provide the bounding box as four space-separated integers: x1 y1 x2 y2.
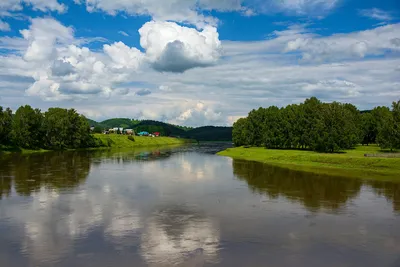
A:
233 97 400 153
0 105 101 150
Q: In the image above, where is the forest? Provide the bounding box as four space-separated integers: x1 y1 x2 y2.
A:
233 97 400 153
0 105 101 150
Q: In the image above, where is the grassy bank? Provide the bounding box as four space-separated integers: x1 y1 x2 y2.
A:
0 145 50 155
93 134 195 148
0 135 194 155
218 145 400 181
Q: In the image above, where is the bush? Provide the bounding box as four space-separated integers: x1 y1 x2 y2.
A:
128 136 135 142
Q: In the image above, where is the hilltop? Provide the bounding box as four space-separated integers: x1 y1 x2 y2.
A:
88 118 232 141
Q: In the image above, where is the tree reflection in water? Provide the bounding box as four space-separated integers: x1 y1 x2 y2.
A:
233 160 363 212
233 159 400 213
0 151 91 197
367 180 400 213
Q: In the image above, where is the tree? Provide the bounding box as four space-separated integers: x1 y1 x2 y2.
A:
391 100 400 149
232 118 249 146
12 105 43 149
361 112 376 145
314 102 357 153
374 106 398 151
231 97 399 153
301 97 324 150
93 126 103 134
342 103 362 148
43 108 69 149
0 107 13 145
43 108 95 150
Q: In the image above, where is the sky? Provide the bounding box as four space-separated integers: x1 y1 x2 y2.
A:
0 0 399 126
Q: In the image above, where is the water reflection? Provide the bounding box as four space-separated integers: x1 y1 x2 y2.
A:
90 148 175 165
141 206 219 267
232 160 363 212
0 151 91 197
367 181 400 213
0 145 399 267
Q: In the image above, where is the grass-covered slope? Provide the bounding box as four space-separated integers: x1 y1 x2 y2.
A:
93 134 194 148
218 145 400 181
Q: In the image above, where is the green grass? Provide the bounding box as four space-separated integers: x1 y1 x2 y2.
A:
218 145 400 181
93 134 195 148
0 145 51 155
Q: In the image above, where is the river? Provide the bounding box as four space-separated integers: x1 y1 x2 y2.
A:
0 143 399 267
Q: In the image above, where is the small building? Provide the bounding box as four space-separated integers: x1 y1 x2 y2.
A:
90 126 95 131
138 131 149 136
153 132 160 137
124 129 134 135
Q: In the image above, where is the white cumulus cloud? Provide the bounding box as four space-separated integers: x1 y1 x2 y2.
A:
104 41 144 70
139 21 222 73
20 18 74 62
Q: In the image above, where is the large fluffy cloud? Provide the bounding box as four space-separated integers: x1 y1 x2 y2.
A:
104 41 144 70
20 18 74 62
0 17 223 101
139 21 221 73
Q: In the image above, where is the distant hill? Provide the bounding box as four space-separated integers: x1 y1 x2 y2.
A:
183 126 232 141
86 118 232 141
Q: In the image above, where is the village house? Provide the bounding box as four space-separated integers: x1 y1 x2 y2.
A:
124 129 134 135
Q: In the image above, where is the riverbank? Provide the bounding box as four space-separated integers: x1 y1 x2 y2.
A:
218 145 400 181
0 135 195 155
0 145 51 155
93 134 195 148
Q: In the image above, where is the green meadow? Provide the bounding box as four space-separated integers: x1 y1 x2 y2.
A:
93 134 195 148
218 145 400 181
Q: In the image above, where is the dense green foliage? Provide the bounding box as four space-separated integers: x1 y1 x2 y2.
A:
0 107 13 145
0 105 101 151
233 97 400 153
184 126 232 141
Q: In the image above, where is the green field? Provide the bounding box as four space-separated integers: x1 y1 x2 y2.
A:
218 145 400 181
94 134 195 148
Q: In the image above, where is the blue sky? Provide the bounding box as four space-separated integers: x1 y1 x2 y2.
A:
0 0 399 126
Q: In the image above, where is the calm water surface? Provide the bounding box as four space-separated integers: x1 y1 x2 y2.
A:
0 144 399 267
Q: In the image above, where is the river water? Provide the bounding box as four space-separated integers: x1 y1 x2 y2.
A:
0 143 399 267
